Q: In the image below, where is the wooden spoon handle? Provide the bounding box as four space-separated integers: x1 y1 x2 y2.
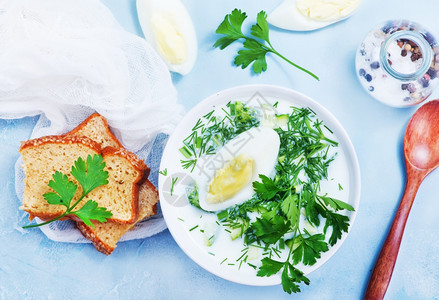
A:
364 173 422 300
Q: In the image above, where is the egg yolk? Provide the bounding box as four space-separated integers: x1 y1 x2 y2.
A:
151 13 188 64
207 154 254 204
296 0 360 22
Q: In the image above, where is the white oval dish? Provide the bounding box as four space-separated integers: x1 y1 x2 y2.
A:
159 84 361 286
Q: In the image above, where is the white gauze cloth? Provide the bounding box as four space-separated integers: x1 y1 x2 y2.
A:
0 0 185 242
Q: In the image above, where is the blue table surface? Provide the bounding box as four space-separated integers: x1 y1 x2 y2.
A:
2 0 439 299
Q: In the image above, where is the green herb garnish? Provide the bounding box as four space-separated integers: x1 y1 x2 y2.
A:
218 106 353 293
181 102 354 294
214 9 319 80
179 101 259 173
170 177 178 196
187 184 207 212
23 154 112 229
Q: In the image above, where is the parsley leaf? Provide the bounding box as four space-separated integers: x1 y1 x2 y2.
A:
252 174 280 200
282 263 310 294
321 195 355 212
281 193 299 226
23 155 112 229
214 9 319 79
303 191 320 227
250 11 270 43
257 257 284 277
291 234 329 266
71 154 109 195
323 211 350 246
235 39 268 74
213 9 247 49
43 171 77 208
258 258 310 294
72 200 112 227
252 215 290 245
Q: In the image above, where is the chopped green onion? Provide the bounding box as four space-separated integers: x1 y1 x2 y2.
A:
230 103 236 116
196 137 203 148
217 210 228 220
179 146 192 159
189 225 199 232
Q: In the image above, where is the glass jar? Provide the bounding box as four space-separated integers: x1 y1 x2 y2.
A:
356 20 439 107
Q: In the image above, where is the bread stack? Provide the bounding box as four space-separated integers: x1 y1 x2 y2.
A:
19 113 159 255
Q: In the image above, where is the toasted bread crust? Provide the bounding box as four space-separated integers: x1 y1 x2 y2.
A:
19 135 102 153
77 222 114 255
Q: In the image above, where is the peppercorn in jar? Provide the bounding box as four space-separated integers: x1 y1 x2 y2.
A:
356 20 439 107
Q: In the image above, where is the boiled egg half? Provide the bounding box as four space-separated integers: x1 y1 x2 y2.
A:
136 0 197 75
196 126 280 212
268 0 362 31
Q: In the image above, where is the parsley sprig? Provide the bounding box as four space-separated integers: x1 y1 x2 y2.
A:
23 154 113 229
214 9 319 80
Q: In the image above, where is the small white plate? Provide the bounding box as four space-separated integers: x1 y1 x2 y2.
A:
159 84 361 286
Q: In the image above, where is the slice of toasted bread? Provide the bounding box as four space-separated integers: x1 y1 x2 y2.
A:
19 135 102 221
77 180 158 255
87 146 148 224
65 113 122 149
19 135 143 224
66 113 158 254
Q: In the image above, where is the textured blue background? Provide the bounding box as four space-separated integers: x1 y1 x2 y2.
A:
1 0 439 298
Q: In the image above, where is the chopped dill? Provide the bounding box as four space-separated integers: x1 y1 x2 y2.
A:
177 101 354 295
158 168 168 176
179 101 259 173
170 177 178 196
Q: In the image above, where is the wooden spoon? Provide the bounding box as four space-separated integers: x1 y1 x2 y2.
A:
365 100 439 300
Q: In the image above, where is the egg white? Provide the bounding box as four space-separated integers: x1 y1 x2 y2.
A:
267 0 362 31
196 126 280 212
136 0 197 75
